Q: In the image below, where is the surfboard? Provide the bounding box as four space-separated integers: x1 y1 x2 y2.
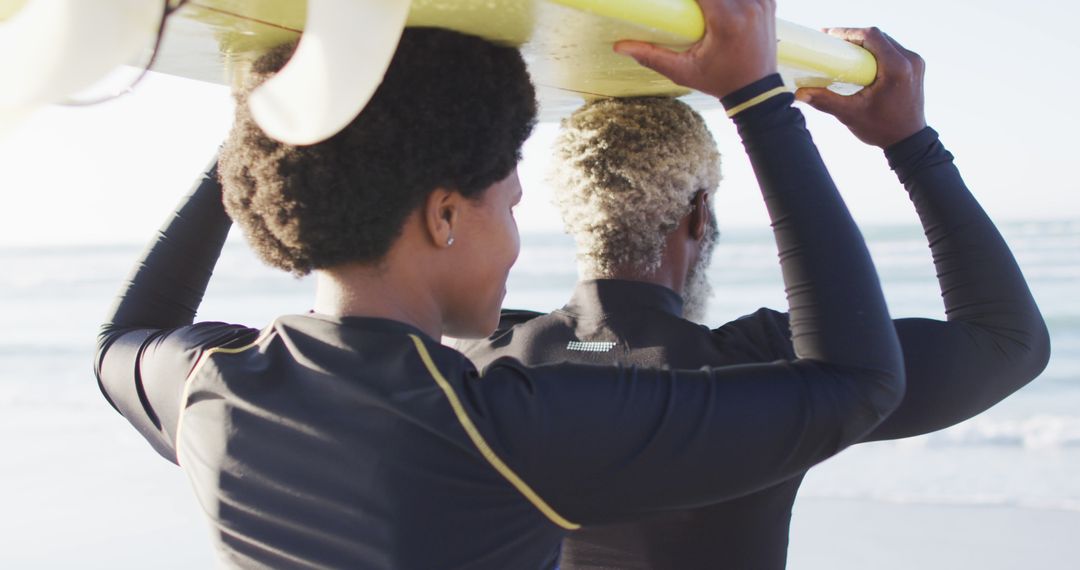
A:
154 1 874 107
0 0 876 143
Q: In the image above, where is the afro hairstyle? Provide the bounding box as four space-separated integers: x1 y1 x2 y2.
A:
219 27 537 275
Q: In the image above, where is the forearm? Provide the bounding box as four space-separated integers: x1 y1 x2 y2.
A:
728 76 905 428
890 127 1045 336
101 159 232 333
865 129 1050 439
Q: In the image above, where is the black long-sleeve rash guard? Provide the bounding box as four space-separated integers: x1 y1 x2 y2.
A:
94 76 904 569
457 126 1052 569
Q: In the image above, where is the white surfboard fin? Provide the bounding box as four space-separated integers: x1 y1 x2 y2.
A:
248 0 412 146
0 0 162 110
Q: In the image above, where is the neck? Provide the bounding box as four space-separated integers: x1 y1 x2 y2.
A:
588 259 686 296
584 223 695 295
313 259 443 339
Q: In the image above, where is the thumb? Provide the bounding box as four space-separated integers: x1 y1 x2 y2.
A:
614 40 689 86
795 87 853 120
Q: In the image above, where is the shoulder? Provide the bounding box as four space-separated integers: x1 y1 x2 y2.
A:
494 309 548 333
452 308 547 357
711 308 795 360
99 321 261 394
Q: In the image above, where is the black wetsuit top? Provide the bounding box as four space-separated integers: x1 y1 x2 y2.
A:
95 77 909 569
457 127 1051 570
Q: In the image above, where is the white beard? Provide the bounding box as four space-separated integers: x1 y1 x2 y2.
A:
681 217 718 324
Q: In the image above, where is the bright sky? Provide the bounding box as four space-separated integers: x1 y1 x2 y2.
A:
1 0 1077 247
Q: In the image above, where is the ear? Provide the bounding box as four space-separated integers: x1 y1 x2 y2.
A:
422 188 460 249
688 190 709 241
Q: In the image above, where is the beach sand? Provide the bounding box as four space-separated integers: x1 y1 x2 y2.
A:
0 405 216 569
789 497 1080 570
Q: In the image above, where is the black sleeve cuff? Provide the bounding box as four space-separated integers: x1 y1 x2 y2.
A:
883 127 955 185
720 74 787 110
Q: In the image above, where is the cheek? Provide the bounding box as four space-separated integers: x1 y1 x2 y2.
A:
484 212 518 312
502 211 521 270
479 210 518 296
456 210 518 313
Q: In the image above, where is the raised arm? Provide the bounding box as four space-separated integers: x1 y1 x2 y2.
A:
95 159 256 462
461 0 905 525
797 28 1050 440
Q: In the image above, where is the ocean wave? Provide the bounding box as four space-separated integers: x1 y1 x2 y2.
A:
898 415 1080 450
799 491 1080 513
0 343 90 358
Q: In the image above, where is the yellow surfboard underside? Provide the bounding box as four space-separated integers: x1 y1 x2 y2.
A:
150 0 875 118
1 0 876 119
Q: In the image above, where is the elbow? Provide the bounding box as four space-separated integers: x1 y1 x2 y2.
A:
1022 315 1052 383
853 351 908 440
94 325 118 380
955 311 1050 413
867 363 907 423
94 326 125 413
865 337 908 423
998 308 1052 388
845 367 905 448
831 361 907 448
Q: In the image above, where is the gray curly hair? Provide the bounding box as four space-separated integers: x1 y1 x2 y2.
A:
550 97 721 277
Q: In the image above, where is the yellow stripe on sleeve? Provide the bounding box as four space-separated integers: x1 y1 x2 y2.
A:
726 85 791 118
175 326 276 460
408 334 581 530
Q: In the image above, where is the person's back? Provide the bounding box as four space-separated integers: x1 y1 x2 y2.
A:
180 315 566 567
480 285 790 370
458 96 806 568
464 282 799 568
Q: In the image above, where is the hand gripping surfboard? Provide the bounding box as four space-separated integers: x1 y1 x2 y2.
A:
0 0 877 144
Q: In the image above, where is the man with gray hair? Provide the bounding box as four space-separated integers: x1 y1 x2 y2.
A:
459 97 789 568
458 28 1047 568
551 97 720 323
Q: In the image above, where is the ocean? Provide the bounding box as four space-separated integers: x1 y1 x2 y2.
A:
1 219 1077 568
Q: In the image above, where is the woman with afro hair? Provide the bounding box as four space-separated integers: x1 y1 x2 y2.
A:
95 1 907 567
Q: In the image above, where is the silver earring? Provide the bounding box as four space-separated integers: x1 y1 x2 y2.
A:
447 236 455 246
